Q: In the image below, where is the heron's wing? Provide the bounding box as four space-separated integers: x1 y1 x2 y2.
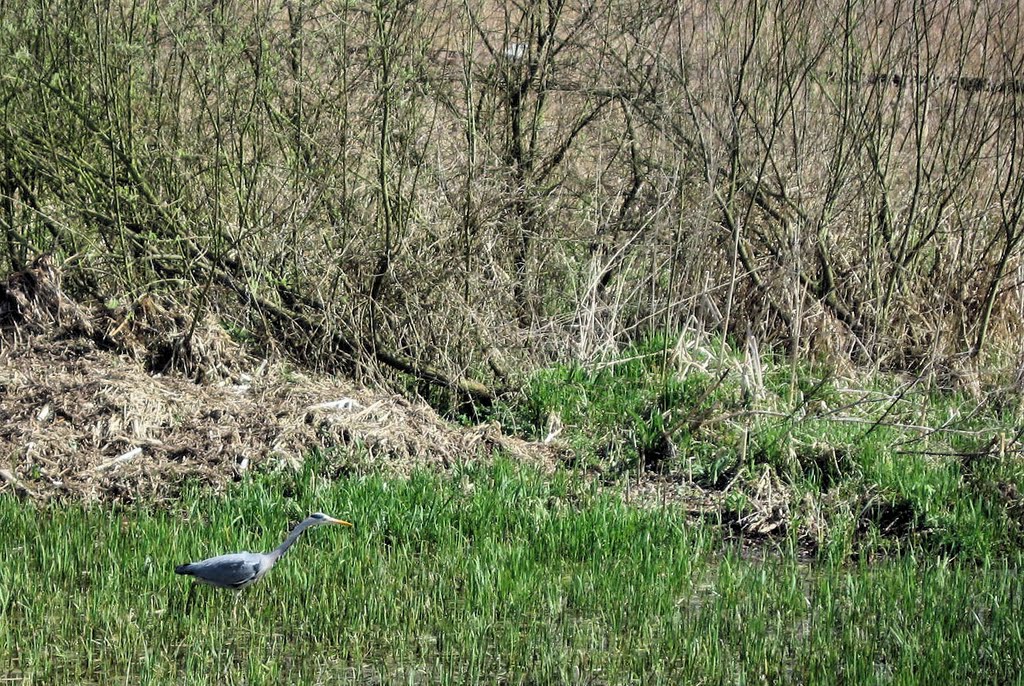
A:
180 552 266 588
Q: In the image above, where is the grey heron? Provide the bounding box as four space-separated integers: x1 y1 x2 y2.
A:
175 512 353 590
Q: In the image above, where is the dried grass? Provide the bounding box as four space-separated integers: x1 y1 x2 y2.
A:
0 261 557 502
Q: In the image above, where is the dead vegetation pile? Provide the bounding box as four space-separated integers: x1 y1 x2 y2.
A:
0 259 556 501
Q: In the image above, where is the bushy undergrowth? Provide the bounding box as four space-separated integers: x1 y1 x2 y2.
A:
490 333 1024 559
4 0 1024 401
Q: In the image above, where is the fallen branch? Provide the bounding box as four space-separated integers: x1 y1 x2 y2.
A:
0 468 36 497
92 447 143 473
307 398 362 411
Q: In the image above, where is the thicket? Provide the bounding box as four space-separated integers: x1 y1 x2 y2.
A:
2 0 1024 400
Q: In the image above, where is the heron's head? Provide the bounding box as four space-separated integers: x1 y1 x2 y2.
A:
310 512 354 527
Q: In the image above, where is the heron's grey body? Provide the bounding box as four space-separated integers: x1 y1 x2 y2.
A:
175 551 270 589
175 513 352 590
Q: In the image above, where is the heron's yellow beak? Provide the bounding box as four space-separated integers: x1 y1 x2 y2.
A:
329 517 354 527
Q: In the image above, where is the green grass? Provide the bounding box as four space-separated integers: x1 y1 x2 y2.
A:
2 459 1023 684
488 335 736 475
485 333 1024 559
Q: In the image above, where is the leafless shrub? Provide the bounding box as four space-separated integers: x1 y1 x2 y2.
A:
1 0 1023 397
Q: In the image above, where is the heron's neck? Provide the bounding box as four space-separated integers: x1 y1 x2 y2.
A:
268 517 316 561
